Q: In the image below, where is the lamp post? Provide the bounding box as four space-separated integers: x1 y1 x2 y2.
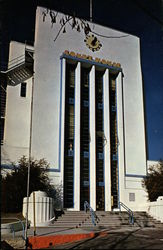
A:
25 75 34 249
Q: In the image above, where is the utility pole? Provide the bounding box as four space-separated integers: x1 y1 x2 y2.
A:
90 0 93 22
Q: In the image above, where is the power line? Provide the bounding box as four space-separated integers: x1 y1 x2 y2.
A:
91 30 129 39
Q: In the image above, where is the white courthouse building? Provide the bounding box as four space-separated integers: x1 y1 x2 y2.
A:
1 6 149 211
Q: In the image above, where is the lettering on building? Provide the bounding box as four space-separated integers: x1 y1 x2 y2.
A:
63 50 121 68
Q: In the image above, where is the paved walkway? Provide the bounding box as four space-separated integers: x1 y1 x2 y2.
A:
47 227 163 249
2 226 163 249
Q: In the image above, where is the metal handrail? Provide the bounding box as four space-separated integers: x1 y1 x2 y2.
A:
1 217 25 239
84 201 98 226
119 201 134 225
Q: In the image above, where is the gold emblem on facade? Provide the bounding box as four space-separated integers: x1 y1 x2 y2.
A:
84 34 102 52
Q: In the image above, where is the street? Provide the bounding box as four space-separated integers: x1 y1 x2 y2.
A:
48 227 163 249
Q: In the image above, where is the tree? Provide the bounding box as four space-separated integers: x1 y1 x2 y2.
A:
142 160 163 201
42 7 129 45
1 156 60 213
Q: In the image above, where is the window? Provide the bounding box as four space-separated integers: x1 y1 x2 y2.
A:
111 105 116 112
1 80 7 145
83 100 89 107
64 63 76 208
0 118 5 144
84 151 89 158
98 103 103 109
98 153 104 159
98 182 104 187
68 150 74 156
69 98 74 104
83 181 89 186
112 154 117 161
20 82 27 97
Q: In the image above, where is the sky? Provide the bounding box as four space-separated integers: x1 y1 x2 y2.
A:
1 0 163 161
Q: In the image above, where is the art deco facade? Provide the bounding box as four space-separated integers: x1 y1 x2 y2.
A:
1 7 148 211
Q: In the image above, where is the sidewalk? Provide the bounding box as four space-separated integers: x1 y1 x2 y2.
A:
2 225 163 249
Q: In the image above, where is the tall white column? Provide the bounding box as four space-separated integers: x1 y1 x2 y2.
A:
103 69 112 211
60 58 66 208
116 72 125 204
74 62 81 211
89 65 96 211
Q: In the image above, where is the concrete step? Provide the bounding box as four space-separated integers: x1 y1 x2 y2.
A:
54 221 88 224
57 215 90 219
53 223 82 227
56 216 90 220
54 211 163 229
63 211 87 214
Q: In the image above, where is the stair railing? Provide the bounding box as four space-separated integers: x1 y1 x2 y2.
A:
84 201 98 226
119 201 134 225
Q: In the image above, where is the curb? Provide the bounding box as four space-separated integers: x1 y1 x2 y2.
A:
28 231 108 249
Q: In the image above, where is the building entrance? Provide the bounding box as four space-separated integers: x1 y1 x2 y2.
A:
63 61 119 211
96 186 104 210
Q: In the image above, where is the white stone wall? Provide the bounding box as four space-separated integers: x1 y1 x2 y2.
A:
122 176 148 211
1 41 33 164
147 196 163 222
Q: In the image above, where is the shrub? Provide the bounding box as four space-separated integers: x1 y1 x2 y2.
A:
142 160 163 201
1 156 59 213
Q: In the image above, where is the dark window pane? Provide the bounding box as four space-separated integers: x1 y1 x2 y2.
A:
64 63 76 208
1 118 5 144
20 82 27 97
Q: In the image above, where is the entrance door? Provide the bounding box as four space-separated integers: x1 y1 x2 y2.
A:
96 186 104 210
